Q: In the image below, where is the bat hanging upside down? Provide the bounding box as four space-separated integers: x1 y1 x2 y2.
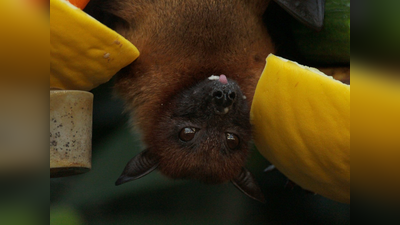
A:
87 0 325 202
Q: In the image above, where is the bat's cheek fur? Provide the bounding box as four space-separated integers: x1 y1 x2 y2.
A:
146 90 252 184
155 145 249 184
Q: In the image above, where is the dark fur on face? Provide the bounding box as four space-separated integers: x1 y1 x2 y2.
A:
154 77 252 184
87 0 275 202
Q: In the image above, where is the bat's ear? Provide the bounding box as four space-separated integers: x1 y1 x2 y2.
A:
273 0 325 30
231 168 265 203
84 0 131 30
115 149 159 186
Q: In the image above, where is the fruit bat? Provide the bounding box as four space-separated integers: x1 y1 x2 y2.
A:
85 0 325 203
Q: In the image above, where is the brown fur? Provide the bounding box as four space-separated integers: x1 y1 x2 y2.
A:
103 0 274 183
152 83 253 183
113 0 273 136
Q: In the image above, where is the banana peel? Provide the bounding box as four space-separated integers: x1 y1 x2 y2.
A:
50 0 139 91
251 54 350 203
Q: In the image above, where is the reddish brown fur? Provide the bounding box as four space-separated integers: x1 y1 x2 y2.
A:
154 132 248 183
108 0 275 182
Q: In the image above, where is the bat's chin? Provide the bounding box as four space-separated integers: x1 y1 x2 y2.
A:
156 147 248 184
159 166 243 184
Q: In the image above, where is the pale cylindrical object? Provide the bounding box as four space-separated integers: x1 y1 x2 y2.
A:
50 90 93 177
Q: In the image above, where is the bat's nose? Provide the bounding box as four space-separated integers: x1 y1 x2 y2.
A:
212 88 237 114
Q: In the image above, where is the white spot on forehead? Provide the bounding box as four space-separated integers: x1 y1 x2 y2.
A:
208 75 219 80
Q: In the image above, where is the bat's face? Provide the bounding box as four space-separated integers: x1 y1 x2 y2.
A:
116 75 264 202
153 75 252 184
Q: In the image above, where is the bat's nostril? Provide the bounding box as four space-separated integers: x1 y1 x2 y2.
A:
213 90 224 99
228 91 236 101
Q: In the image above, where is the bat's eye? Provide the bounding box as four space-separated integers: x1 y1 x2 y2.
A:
179 127 198 142
226 133 240 150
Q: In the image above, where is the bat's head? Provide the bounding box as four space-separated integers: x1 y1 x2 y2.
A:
116 75 265 202
156 74 251 183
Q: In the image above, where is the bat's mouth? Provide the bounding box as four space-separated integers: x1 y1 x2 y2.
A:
215 106 232 115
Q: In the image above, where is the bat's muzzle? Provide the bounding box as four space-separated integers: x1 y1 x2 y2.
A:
212 81 239 115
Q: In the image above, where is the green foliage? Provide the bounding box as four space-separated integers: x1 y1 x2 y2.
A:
0 204 39 225
291 0 350 65
50 206 84 225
